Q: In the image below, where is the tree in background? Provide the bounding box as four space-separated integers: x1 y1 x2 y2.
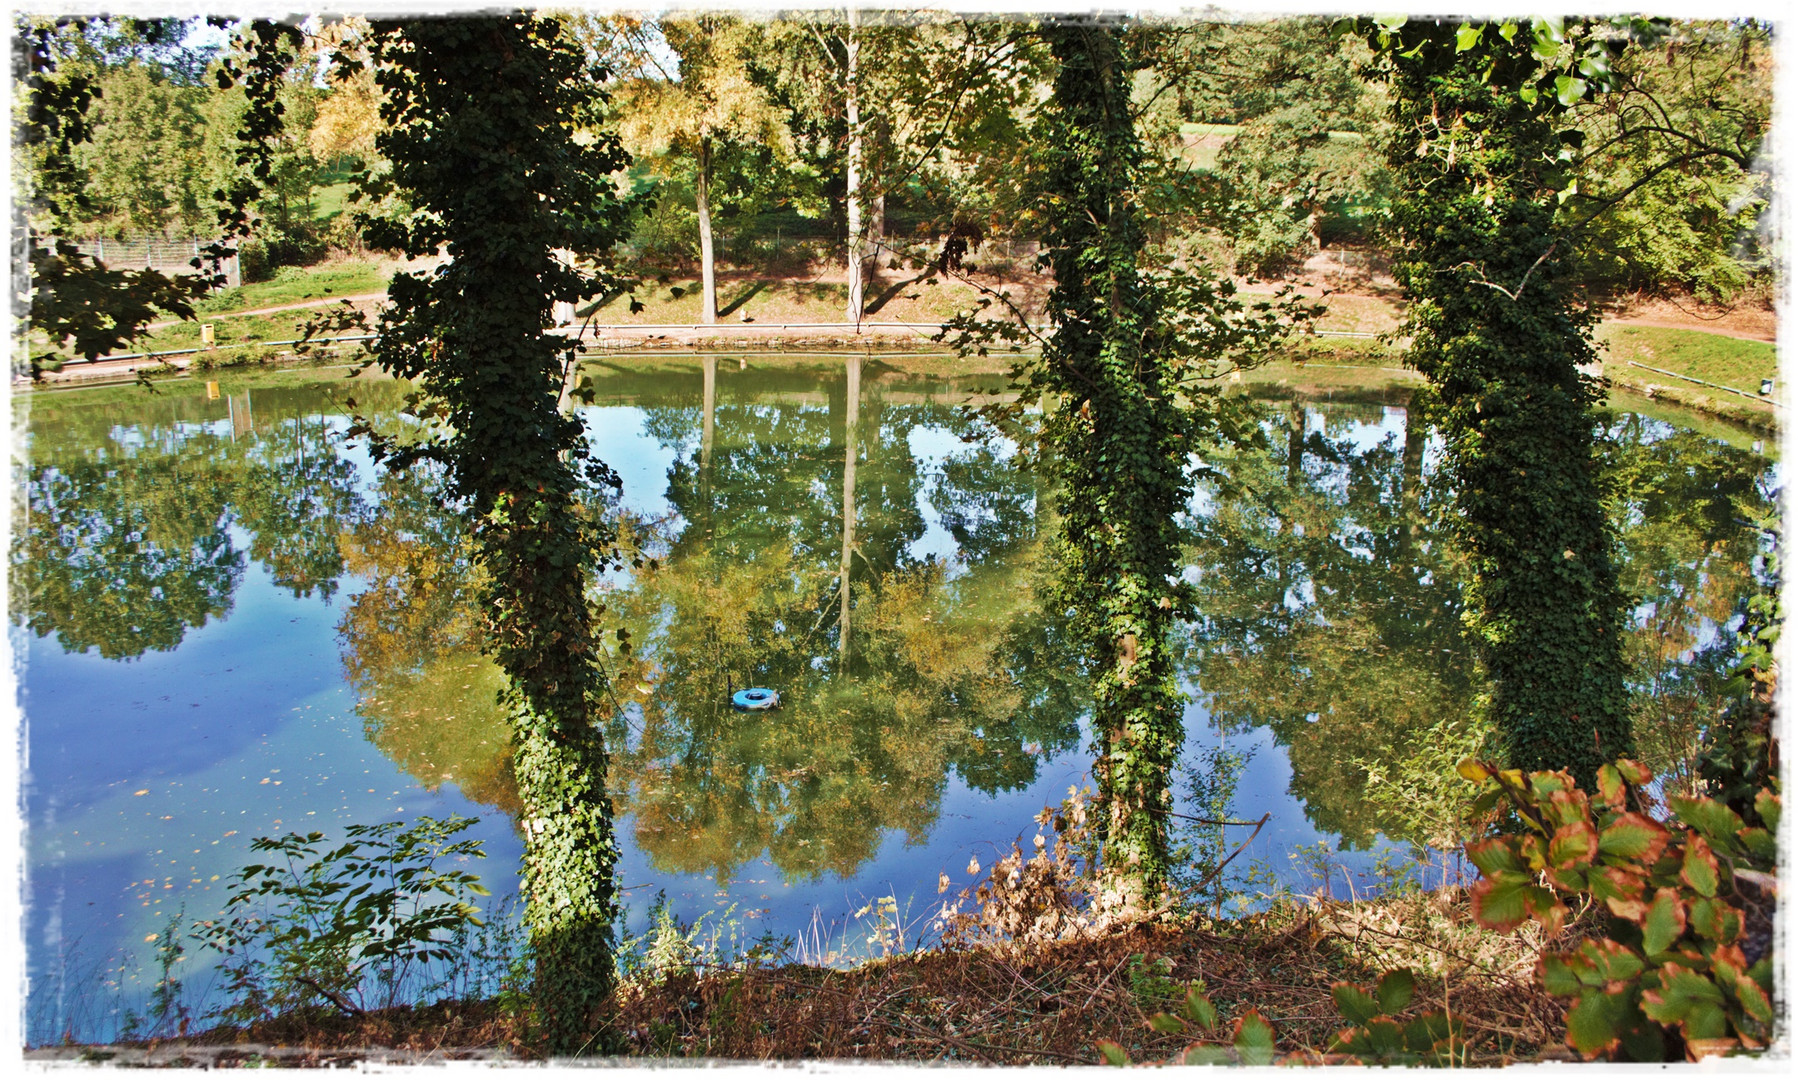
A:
1367 16 1639 783
1564 21 1772 303
15 17 222 368
1167 18 1388 277
349 14 636 1052
611 14 797 325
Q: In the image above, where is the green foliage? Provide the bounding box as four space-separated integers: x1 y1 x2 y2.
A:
346 15 639 1052
1368 18 1635 784
1696 540 1781 819
195 815 491 1024
1327 968 1467 1065
1105 983 1280 1065
947 21 1318 904
1460 757 1778 1060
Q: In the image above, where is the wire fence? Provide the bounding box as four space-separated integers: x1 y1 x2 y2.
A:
61 236 242 288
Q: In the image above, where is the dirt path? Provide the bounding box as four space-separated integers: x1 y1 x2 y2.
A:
145 292 388 331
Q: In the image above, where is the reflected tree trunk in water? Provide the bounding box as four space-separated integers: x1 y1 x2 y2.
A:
839 355 860 662
701 355 717 527
1400 397 1425 560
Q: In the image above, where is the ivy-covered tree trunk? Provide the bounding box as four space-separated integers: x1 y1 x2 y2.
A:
358 16 633 1053
1037 23 1186 905
1378 22 1633 783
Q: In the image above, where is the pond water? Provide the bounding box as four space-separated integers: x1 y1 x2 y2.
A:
12 357 1776 1041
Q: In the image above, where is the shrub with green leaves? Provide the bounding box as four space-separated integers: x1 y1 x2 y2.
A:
1460 757 1778 1060
1327 968 1466 1066
195 814 491 1024
1100 984 1277 1066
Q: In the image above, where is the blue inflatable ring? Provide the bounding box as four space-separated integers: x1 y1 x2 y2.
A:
732 687 780 711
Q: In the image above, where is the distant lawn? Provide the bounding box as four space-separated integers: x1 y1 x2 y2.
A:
1596 325 1778 394
197 261 389 317
310 181 357 223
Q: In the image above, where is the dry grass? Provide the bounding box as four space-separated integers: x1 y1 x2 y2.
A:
610 894 1562 1065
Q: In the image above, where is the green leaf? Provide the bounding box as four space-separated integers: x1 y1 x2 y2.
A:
1465 837 1522 877
1752 789 1779 834
1599 813 1668 862
1642 888 1687 955
1680 834 1720 898
1233 1011 1276 1066
1671 797 1744 845
1096 1039 1129 1066
1147 1012 1185 1035
1641 964 1725 1027
1574 939 1644 984
1183 987 1217 1029
1455 24 1483 52
1595 764 1625 807
1564 990 1627 1058
1687 897 1741 944
1548 820 1599 870
1540 953 1582 997
1519 86 1539 105
1373 14 1408 32
1470 872 1530 931
1332 982 1380 1025
1554 75 1588 106
1375 969 1415 1015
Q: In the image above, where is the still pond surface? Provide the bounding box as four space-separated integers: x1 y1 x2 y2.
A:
14 357 1776 1040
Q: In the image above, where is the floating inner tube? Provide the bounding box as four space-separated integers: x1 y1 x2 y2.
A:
732 687 780 711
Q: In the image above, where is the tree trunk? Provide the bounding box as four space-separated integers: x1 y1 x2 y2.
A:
1039 24 1184 910
844 9 864 329
697 136 717 325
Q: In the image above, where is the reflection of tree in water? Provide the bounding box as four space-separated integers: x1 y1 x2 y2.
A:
14 382 371 660
616 364 1084 884
1186 398 1478 852
1597 415 1775 796
338 370 1086 883
1185 397 1776 851
336 465 522 818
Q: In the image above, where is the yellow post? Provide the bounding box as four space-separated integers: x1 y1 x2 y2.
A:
206 381 220 400
201 324 215 350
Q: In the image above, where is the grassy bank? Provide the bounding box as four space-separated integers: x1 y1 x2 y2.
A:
1595 325 1779 433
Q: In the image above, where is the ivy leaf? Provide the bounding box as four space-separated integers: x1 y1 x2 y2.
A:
1455 23 1483 52
1554 75 1588 106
